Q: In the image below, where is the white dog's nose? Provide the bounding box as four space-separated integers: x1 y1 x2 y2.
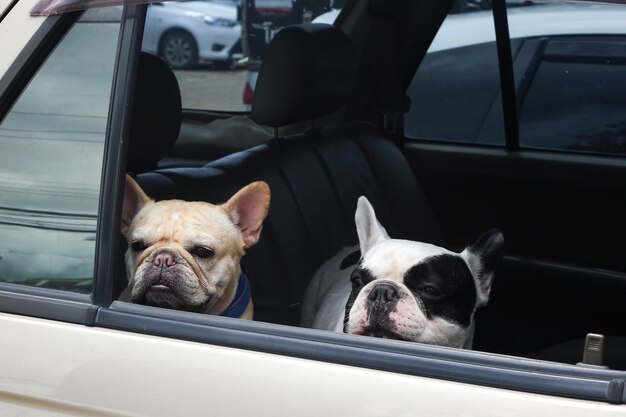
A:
368 283 397 305
154 252 175 267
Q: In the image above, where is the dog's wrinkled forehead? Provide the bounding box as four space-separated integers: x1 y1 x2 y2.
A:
360 239 457 282
131 200 239 247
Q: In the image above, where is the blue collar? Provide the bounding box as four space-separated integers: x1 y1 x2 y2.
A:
220 273 251 318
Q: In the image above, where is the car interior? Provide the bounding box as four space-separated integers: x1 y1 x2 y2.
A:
121 0 626 370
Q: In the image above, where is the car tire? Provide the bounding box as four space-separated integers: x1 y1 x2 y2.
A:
159 30 198 70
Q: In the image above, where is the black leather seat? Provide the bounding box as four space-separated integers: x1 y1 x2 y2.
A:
134 24 444 325
128 52 182 174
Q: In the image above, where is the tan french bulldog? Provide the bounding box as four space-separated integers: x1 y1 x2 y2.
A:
120 175 270 319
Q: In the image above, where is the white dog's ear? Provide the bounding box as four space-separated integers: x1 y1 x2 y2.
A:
121 174 152 237
461 229 504 307
222 181 271 248
355 196 390 255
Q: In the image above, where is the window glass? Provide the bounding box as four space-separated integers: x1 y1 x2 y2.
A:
509 2 626 155
407 0 626 156
0 8 120 292
140 0 339 112
406 2 504 144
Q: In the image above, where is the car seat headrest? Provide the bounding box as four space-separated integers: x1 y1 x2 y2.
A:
251 23 357 128
127 52 182 173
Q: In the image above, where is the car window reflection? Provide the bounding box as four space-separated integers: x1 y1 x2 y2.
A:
0 8 120 292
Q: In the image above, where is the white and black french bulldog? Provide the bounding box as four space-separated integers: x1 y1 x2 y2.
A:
301 196 504 348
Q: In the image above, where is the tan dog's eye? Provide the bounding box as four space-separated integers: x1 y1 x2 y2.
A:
193 246 214 259
131 240 147 252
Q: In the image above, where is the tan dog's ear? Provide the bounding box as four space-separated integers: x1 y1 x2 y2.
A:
121 174 151 237
222 181 271 248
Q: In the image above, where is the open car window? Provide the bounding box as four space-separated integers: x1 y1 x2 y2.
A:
136 0 340 167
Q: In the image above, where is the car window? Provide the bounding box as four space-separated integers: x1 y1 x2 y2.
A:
0 8 121 293
140 0 338 112
405 3 505 145
407 1 626 157
141 0 245 111
509 2 626 156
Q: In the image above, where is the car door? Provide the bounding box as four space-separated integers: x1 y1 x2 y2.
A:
403 1 626 361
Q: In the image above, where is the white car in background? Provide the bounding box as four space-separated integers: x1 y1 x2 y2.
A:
142 0 241 69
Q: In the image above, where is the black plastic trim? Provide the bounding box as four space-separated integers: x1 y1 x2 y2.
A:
98 301 626 404
93 4 146 307
492 0 519 150
0 283 94 324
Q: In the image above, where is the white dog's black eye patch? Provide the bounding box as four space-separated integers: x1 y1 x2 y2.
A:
403 255 477 326
342 264 374 331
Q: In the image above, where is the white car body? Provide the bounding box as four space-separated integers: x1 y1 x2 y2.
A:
2 312 624 417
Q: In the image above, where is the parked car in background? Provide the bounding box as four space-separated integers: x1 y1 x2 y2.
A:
142 0 241 69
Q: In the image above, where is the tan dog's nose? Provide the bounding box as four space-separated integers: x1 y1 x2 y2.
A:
154 252 175 267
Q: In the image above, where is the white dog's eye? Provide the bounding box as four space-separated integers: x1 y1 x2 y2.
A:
193 246 214 259
131 240 146 252
420 285 443 298
350 270 365 289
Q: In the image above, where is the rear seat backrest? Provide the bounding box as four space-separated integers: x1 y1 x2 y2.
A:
128 53 181 173
250 24 357 128
136 24 443 325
